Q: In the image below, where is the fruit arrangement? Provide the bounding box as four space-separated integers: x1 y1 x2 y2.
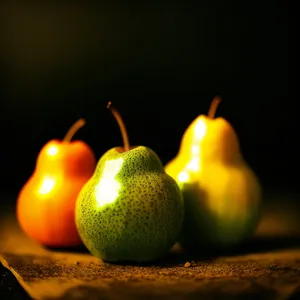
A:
17 98 262 262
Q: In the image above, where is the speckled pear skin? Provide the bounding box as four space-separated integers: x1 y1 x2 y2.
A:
75 146 184 262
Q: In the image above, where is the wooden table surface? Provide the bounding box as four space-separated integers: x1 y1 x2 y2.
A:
1 191 300 300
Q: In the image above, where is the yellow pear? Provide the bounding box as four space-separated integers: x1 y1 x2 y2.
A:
165 97 262 252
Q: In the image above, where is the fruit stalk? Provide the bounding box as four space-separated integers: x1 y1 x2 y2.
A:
107 102 130 152
63 118 86 143
208 96 222 119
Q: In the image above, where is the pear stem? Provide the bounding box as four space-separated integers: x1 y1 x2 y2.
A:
107 102 130 152
63 118 86 143
208 96 222 119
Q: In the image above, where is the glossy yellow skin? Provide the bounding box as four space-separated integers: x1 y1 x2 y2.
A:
165 115 262 251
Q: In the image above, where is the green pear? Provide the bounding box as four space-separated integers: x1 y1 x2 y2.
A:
165 97 262 252
75 103 184 262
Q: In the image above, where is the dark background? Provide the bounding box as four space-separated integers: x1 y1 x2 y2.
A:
0 2 294 205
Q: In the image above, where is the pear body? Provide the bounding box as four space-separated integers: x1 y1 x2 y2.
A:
75 146 184 262
165 117 262 252
17 140 96 247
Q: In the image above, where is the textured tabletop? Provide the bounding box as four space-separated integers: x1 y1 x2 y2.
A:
1 192 300 300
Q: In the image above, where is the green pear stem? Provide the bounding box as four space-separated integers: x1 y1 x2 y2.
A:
107 101 130 152
208 96 222 119
63 118 86 143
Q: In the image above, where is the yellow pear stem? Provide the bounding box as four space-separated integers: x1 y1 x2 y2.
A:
107 101 130 152
63 118 86 143
208 96 222 119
